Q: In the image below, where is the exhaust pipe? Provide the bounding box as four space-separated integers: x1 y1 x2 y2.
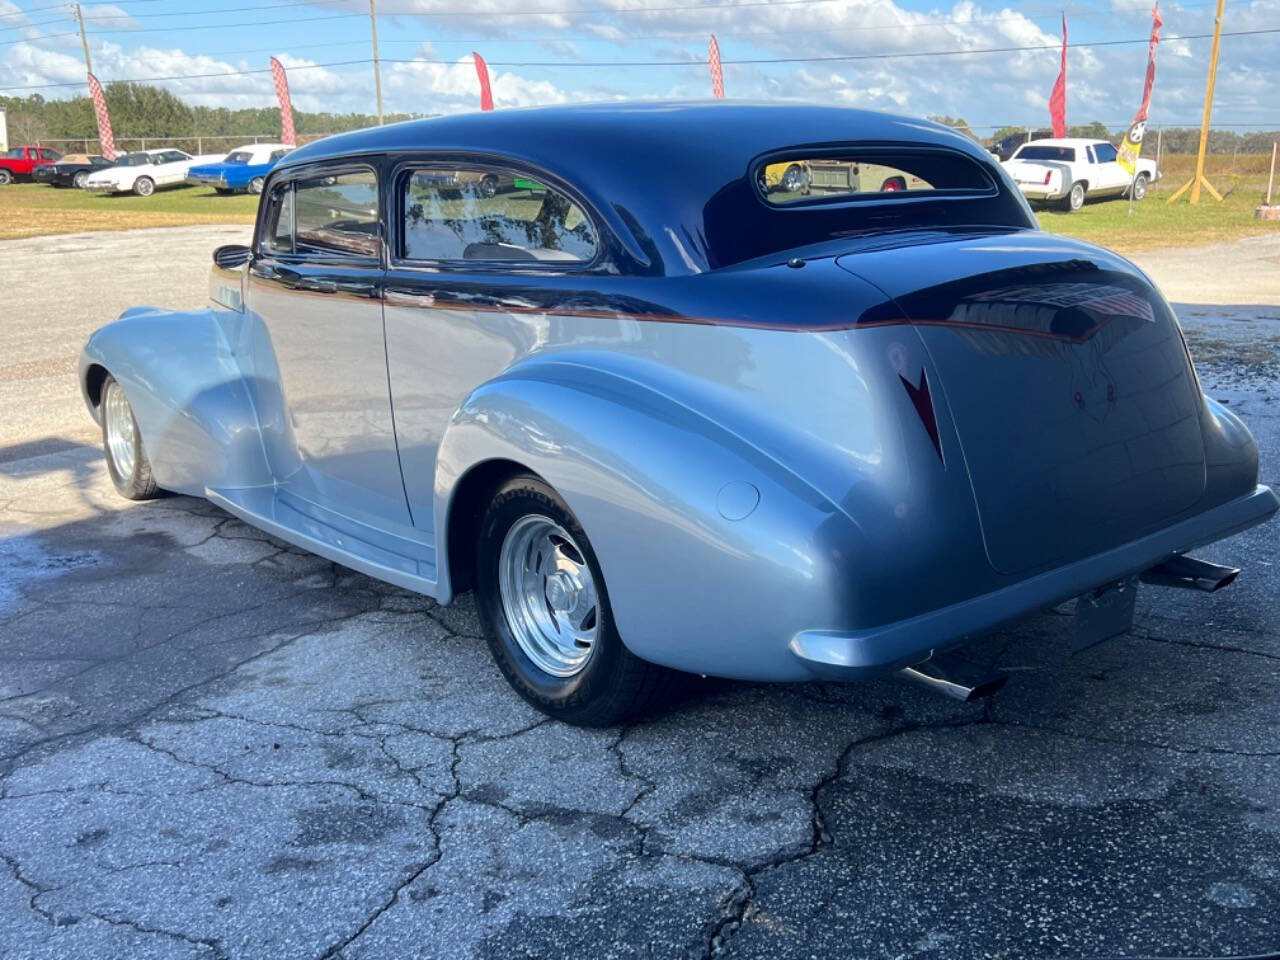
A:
897 651 1008 702
1140 554 1240 592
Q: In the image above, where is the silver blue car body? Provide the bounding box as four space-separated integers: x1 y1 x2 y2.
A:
80 102 1277 685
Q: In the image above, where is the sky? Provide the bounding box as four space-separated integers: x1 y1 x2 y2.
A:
0 0 1277 133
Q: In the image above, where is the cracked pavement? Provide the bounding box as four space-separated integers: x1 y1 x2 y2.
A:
1 226 1279 959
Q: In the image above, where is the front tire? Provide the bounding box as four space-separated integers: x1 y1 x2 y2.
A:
0 170 12 186
73 171 89 189
100 375 160 500
474 475 667 726
133 176 155 197
1129 173 1149 201
1061 181 1086 212
249 176 265 195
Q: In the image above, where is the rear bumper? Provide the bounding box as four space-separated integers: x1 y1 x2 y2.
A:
1016 184 1065 201
790 484 1279 679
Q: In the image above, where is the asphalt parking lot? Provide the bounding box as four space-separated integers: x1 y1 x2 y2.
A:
2 227 1279 959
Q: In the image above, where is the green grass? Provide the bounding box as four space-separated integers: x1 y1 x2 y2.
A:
1033 153 1279 254
0 181 256 240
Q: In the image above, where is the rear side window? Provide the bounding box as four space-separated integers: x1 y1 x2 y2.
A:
294 170 379 258
1015 145 1076 162
759 150 993 206
399 166 597 264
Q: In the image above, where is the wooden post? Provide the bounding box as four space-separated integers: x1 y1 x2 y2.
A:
1268 142 1277 206
1168 0 1225 203
73 3 92 75
369 0 384 125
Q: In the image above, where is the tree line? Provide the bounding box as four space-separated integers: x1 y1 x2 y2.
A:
1 82 420 145
3 83 1275 154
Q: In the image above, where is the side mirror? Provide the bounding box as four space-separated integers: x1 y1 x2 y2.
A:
213 244 251 269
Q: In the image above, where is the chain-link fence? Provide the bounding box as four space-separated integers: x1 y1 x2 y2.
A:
31 133 331 155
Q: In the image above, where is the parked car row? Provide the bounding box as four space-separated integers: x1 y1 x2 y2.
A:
0 142 293 196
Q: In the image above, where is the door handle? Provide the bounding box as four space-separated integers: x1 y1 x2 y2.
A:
298 278 338 294
250 263 301 288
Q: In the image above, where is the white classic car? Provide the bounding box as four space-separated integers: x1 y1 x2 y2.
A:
1001 138 1160 212
85 148 224 197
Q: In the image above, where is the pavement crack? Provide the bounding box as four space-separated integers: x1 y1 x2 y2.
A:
88 911 227 959
1 850 58 926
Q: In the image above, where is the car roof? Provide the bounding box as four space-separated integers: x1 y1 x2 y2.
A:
276 101 995 270
231 143 290 153
1016 138 1108 149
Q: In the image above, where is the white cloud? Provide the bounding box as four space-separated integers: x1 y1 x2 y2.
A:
2 0 1278 130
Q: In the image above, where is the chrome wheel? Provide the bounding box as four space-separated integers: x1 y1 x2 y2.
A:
103 379 137 480
498 514 599 678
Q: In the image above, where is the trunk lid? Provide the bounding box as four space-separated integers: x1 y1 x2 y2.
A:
837 231 1207 575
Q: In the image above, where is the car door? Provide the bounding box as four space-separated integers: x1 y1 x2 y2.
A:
245 162 413 529
154 150 189 185
1091 142 1129 194
381 159 603 531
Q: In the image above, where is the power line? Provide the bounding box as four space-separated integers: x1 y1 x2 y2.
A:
3 25 1276 93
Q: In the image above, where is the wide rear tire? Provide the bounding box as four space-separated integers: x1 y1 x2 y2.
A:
100 375 160 501
474 475 668 726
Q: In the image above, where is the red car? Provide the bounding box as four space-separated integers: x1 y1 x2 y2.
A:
0 145 62 184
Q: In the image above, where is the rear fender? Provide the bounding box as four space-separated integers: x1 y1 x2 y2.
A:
79 306 271 495
433 360 862 680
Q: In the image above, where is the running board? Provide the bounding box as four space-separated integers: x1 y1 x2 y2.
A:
897 652 1008 702
1140 554 1240 592
206 485 440 599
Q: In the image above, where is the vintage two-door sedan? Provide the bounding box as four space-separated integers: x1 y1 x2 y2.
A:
80 103 1277 723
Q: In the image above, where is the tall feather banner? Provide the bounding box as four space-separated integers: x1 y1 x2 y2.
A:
86 72 116 162
708 34 724 99
473 52 494 111
1118 3 1163 176
269 57 296 146
1048 13 1067 138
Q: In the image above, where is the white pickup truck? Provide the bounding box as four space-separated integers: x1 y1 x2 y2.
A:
1001 138 1160 212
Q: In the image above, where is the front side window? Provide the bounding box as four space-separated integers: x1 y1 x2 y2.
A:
293 169 380 258
261 183 295 255
159 150 189 163
1094 142 1119 164
225 151 253 164
400 166 598 263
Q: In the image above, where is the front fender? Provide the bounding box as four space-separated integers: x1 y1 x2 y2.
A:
80 306 271 495
433 360 865 680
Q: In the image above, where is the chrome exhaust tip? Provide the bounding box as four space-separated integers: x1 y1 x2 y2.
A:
1140 554 1240 593
897 651 1008 702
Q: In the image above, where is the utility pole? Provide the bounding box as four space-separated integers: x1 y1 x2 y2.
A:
1168 0 1226 204
369 0 384 125
73 2 92 75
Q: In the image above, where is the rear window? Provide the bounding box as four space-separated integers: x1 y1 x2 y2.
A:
1015 145 1076 162
759 152 991 206
703 145 1032 268
226 151 253 164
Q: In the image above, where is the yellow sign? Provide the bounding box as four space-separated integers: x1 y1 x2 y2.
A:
1117 119 1147 177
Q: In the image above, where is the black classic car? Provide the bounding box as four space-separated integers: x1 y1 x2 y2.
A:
33 154 114 189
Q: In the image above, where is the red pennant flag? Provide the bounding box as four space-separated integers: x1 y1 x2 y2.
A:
473 52 494 111
708 34 724 99
1118 3 1163 174
269 57 296 146
86 72 116 161
1048 13 1067 138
